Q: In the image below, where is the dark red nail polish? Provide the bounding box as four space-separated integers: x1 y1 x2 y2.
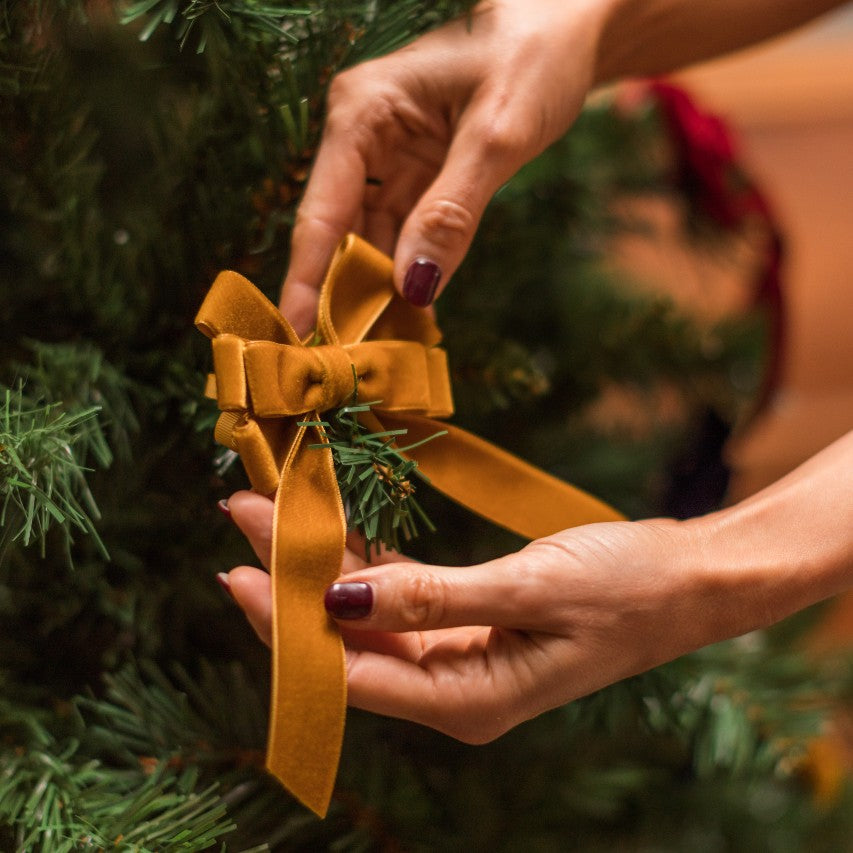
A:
216 572 235 601
324 582 373 620
217 499 232 519
403 258 441 307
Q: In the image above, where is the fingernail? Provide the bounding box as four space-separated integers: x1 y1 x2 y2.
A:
324 582 373 620
403 258 441 307
217 499 232 520
216 572 235 601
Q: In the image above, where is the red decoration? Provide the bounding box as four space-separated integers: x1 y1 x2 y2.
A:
650 80 785 414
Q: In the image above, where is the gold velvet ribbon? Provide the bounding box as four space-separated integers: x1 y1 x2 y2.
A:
196 234 625 817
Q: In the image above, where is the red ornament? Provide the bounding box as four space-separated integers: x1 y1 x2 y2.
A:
650 80 786 413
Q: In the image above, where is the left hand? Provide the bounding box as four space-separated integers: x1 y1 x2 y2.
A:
222 491 770 744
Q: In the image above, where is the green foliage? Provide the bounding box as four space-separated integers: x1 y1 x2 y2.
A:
303 394 444 556
0 0 850 849
0 386 106 562
12 340 140 465
121 0 311 49
121 0 475 54
0 677 239 852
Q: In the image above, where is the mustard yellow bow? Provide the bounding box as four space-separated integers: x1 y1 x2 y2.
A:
196 234 624 817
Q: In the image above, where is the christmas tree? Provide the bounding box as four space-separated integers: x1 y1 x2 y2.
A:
1 2 851 849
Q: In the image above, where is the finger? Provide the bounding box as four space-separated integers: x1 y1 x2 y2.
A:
323 556 546 632
393 108 527 307
340 626 423 661
227 489 380 574
280 131 367 335
222 567 429 660
221 549 373 646
345 647 447 728
224 568 469 729
344 630 516 743
227 491 274 568
227 565 273 646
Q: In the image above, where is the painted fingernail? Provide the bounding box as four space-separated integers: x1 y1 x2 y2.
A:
403 258 441 307
217 499 232 520
324 582 373 620
216 572 235 601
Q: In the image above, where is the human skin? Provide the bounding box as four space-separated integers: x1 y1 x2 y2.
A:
222 0 852 740
223 432 852 743
280 0 847 335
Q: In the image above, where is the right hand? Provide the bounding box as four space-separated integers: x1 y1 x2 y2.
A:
280 0 611 335
223 433 853 742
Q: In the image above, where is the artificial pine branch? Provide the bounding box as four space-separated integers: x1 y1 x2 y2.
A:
0 742 234 852
13 340 140 466
121 0 312 50
302 387 445 557
78 661 268 772
122 0 476 55
0 385 108 564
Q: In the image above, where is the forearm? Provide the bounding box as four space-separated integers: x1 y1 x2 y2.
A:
594 0 848 84
687 431 853 638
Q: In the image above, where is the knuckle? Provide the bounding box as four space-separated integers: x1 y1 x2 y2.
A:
327 67 362 105
327 66 397 139
397 571 447 629
291 208 343 245
418 198 475 249
476 115 527 163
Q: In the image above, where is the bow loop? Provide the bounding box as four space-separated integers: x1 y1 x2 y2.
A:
211 334 249 410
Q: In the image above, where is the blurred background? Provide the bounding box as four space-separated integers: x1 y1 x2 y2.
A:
678 4 853 501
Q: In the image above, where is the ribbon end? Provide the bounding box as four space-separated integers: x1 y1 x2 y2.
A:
265 746 338 819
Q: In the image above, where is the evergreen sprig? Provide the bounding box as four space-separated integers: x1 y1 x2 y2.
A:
77 661 268 771
0 742 234 852
0 386 107 564
121 0 314 50
13 340 140 466
121 0 476 54
301 394 445 557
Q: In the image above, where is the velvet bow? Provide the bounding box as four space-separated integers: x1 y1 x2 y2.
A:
196 234 624 817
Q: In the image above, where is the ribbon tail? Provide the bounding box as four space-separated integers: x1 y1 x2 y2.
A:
266 424 347 817
380 412 625 540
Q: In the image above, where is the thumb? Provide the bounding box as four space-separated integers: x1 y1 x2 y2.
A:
324 555 542 632
394 113 527 307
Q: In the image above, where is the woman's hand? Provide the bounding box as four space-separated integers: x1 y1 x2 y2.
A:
221 433 853 742
279 0 845 335
281 0 609 334
222 493 766 743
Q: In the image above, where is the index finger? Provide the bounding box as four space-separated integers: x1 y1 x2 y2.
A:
280 128 368 336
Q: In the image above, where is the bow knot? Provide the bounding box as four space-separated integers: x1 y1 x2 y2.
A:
212 335 357 416
211 335 453 423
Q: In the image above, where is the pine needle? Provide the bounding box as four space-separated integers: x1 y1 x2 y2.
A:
300 387 445 558
0 386 108 564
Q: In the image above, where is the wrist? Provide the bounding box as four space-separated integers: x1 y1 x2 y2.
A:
593 0 849 87
683 463 853 642
628 515 767 656
592 0 649 86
